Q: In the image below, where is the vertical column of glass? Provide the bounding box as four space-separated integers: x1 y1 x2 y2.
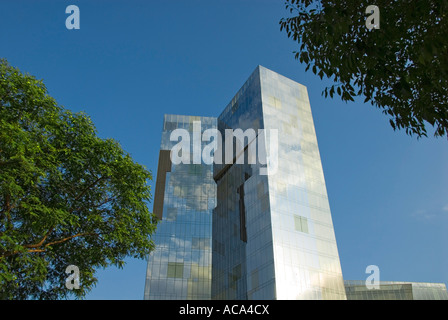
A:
144 115 216 300
212 67 277 300
259 66 347 300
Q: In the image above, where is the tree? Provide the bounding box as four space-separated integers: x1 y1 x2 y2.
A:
0 59 157 299
280 0 448 138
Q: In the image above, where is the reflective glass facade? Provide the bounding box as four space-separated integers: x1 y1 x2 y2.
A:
344 281 448 300
144 115 217 300
212 68 271 299
211 66 346 299
144 66 447 300
260 66 346 299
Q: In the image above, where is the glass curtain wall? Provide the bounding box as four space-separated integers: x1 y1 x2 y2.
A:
212 66 346 300
144 114 217 300
259 66 346 300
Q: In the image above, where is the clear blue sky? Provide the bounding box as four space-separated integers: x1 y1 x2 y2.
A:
1 0 447 299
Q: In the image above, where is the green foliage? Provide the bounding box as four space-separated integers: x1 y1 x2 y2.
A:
0 58 157 299
280 0 448 138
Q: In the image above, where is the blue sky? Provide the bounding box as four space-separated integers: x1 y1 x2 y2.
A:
1 0 447 299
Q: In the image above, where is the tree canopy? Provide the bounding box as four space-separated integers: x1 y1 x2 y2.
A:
280 0 448 138
0 58 157 299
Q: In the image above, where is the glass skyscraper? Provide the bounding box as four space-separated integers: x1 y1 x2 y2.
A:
144 66 447 300
211 66 346 300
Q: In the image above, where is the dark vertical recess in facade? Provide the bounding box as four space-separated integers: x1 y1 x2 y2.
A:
237 183 247 243
153 149 172 220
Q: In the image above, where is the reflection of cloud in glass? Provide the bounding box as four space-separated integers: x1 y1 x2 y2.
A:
145 115 216 299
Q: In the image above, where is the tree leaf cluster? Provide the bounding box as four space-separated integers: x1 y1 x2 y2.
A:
280 0 448 138
0 59 157 299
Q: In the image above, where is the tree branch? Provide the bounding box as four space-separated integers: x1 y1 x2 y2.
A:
43 232 96 247
1 194 13 230
69 196 115 215
0 159 22 167
0 232 98 258
73 176 110 202
23 226 54 249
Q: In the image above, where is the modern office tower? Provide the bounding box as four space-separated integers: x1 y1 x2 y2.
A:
144 115 217 300
211 66 346 300
145 66 447 301
344 281 448 300
145 66 347 300
144 66 448 300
